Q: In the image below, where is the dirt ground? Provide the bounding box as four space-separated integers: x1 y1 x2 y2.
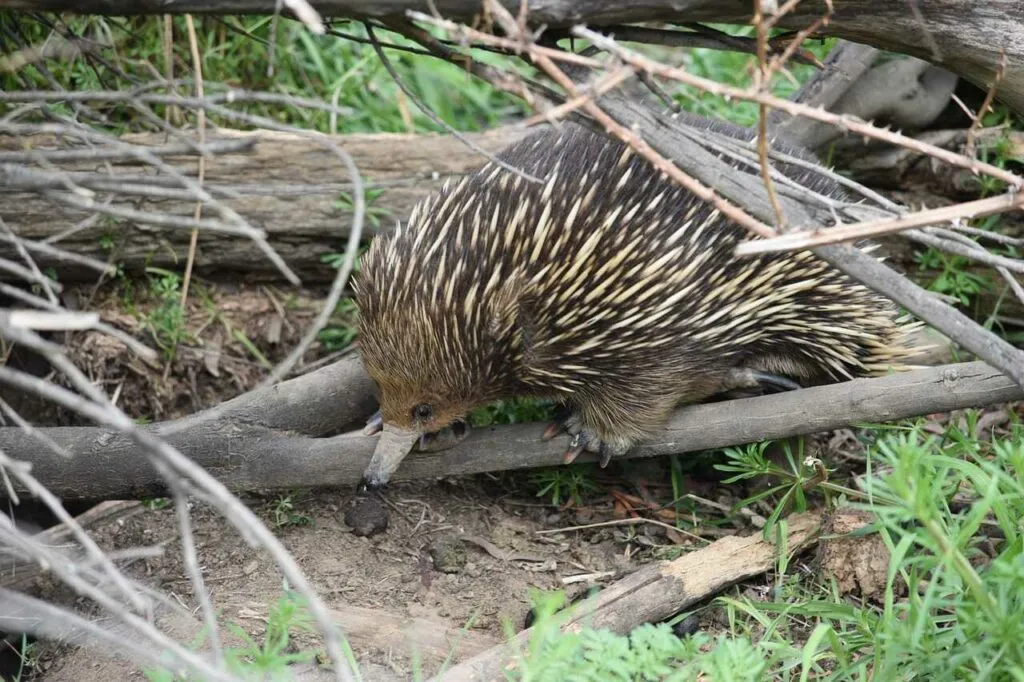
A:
3 272 1015 681
3 275 764 681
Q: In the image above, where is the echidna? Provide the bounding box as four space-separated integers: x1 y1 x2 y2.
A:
353 121 922 490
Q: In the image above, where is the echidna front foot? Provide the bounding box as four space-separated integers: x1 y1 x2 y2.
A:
541 407 631 468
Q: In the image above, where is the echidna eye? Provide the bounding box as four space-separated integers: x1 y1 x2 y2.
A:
412 403 434 422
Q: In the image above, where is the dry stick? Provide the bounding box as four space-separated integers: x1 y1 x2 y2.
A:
0 394 71 460
0 89 356 120
0 449 146 613
965 49 1007 159
760 1 832 85
0 254 62 294
0 132 254 163
40 189 259 236
569 27 1023 190
0 282 158 364
430 512 823 682
172 479 224 668
519 65 635 128
908 228 1024 275
0 588 234 682
179 13 206 307
917 228 1024 307
0 327 359 682
2 118 300 285
383 18 565 115
7 361 1021 499
735 191 1024 255
0 217 60 306
584 24 819 66
162 15 177 124
365 22 542 184
0 228 115 275
753 0 795 229
0 517 236 682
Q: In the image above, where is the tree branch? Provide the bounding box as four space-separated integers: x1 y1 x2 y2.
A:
2 361 1017 501
4 0 1020 114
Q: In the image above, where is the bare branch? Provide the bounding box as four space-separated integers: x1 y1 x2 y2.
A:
735 192 1024 255
4 360 1019 500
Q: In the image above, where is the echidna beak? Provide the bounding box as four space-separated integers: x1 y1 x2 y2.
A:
363 410 384 436
359 423 419 492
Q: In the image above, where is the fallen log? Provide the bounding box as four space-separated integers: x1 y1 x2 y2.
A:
1 360 1018 501
0 127 529 283
430 511 823 682
3 1 1019 116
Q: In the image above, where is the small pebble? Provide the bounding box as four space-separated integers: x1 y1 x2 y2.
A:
344 496 389 537
428 535 467 573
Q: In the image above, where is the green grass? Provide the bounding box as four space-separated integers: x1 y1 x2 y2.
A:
508 414 1024 681
143 589 332 681
1 14 528 135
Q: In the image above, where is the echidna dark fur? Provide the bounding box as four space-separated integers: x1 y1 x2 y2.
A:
352 121 923 490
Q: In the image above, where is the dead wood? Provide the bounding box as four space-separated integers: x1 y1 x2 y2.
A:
832 128 1024 197
431 511 823 682
0 360 1018 501
0 127 530 283
327 605 501 669
2 586 475 681
3 1 1020 116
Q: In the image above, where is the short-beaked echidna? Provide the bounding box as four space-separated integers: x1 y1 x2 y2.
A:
353 121 922 490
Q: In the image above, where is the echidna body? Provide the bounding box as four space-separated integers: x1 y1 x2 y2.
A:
353 122 921 489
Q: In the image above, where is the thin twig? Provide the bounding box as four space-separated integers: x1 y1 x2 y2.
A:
735 191 1024 256
570 27 1024 190
535 517 709 544
753 0 788 229
172 481 224 667
0 217 60 306
965 49 1007 159
179 13 206 306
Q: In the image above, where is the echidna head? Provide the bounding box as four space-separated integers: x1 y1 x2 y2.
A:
351 227 524 491
356 371 474 492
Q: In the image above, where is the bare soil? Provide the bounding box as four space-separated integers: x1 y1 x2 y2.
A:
4 276 741 680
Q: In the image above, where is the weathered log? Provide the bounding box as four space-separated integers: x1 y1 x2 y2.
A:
2 1 1020 116
1 361 1018 501
0 127 530 283
431 511 824 682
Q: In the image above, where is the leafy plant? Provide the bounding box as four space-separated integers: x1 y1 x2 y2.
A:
271 493 314 528
529 465 602 507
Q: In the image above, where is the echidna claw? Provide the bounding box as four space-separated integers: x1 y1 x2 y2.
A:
363 410 384 436
563 432 587 464
542 420 566 441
